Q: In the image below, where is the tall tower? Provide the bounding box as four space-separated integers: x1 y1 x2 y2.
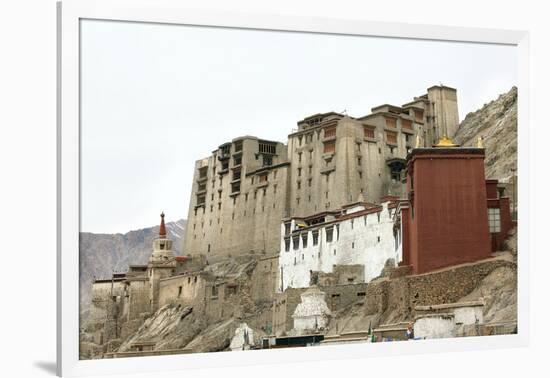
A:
148 212 176 312
426 85 460 143
183 137 290 259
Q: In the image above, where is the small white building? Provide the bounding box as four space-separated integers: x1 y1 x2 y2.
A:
292 286 331 334
414 300 485 339
229 323 254 351
415 301 484 326
278 200 402 292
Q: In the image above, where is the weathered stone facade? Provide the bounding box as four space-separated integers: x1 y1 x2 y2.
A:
183 137 290 259
183 85 459 259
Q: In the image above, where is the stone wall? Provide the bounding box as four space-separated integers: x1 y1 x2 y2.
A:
158 272 207 309
87 280 126 343
250 254 279 303
126 279 150 321
362 257 515 324
314 264 365 286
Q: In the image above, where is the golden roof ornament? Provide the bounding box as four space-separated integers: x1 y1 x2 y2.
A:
477 136 484 148
433 135 459 148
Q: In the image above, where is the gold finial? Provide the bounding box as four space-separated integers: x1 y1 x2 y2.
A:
477 136 484 148
433 136 459 148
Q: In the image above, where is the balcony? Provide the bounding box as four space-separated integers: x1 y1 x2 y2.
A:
217 153 230 161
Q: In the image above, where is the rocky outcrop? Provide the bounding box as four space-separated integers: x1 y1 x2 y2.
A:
453 87 517 182
102 255 271 356
118 304 204 352
459 266 517 324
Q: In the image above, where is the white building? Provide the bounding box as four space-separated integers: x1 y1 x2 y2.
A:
278 200 402 292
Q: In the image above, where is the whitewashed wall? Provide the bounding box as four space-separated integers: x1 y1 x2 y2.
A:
453 306 484 326
414 315 456 339
278 202 402 292
293 316 329 334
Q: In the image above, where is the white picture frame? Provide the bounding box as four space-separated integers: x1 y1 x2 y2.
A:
57 0 530 376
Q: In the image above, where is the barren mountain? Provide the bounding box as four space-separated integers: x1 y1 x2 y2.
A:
79 219 186 313
453 86 517 182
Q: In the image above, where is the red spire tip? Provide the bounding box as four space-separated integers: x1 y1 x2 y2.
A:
159 212 166 237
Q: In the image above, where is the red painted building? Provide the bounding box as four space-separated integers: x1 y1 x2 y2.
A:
399 145 512 275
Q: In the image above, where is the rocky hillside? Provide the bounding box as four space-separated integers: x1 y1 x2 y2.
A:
79 219 186 312
453 86 517 181
80 255 271 357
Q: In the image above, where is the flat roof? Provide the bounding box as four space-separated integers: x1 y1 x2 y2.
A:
407 147 485 160
427 84 457 92
297 111 345 124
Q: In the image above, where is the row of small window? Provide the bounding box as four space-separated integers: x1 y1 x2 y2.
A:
295 190 331 205
220 141 277 155
296 119 416 151
367 126 415 147
193 205 279 233
196 183 279 208
209 153 271 179
219 141 243 156
284 212 383 250
295 124 337 146
384 117 415 130
289 242 373 266
285 211 382 234
285 231 382 253
284 227 333 251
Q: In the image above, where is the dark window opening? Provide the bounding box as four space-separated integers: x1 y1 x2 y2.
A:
292 235 300 250
284 223 291 236
326 227 334 243
312 230 319 246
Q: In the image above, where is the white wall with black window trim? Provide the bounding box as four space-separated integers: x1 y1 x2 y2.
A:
278 201 401 292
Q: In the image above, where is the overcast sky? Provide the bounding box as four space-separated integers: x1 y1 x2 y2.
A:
80 19 517 234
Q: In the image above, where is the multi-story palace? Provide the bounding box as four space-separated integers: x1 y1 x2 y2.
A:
183 85 460 258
